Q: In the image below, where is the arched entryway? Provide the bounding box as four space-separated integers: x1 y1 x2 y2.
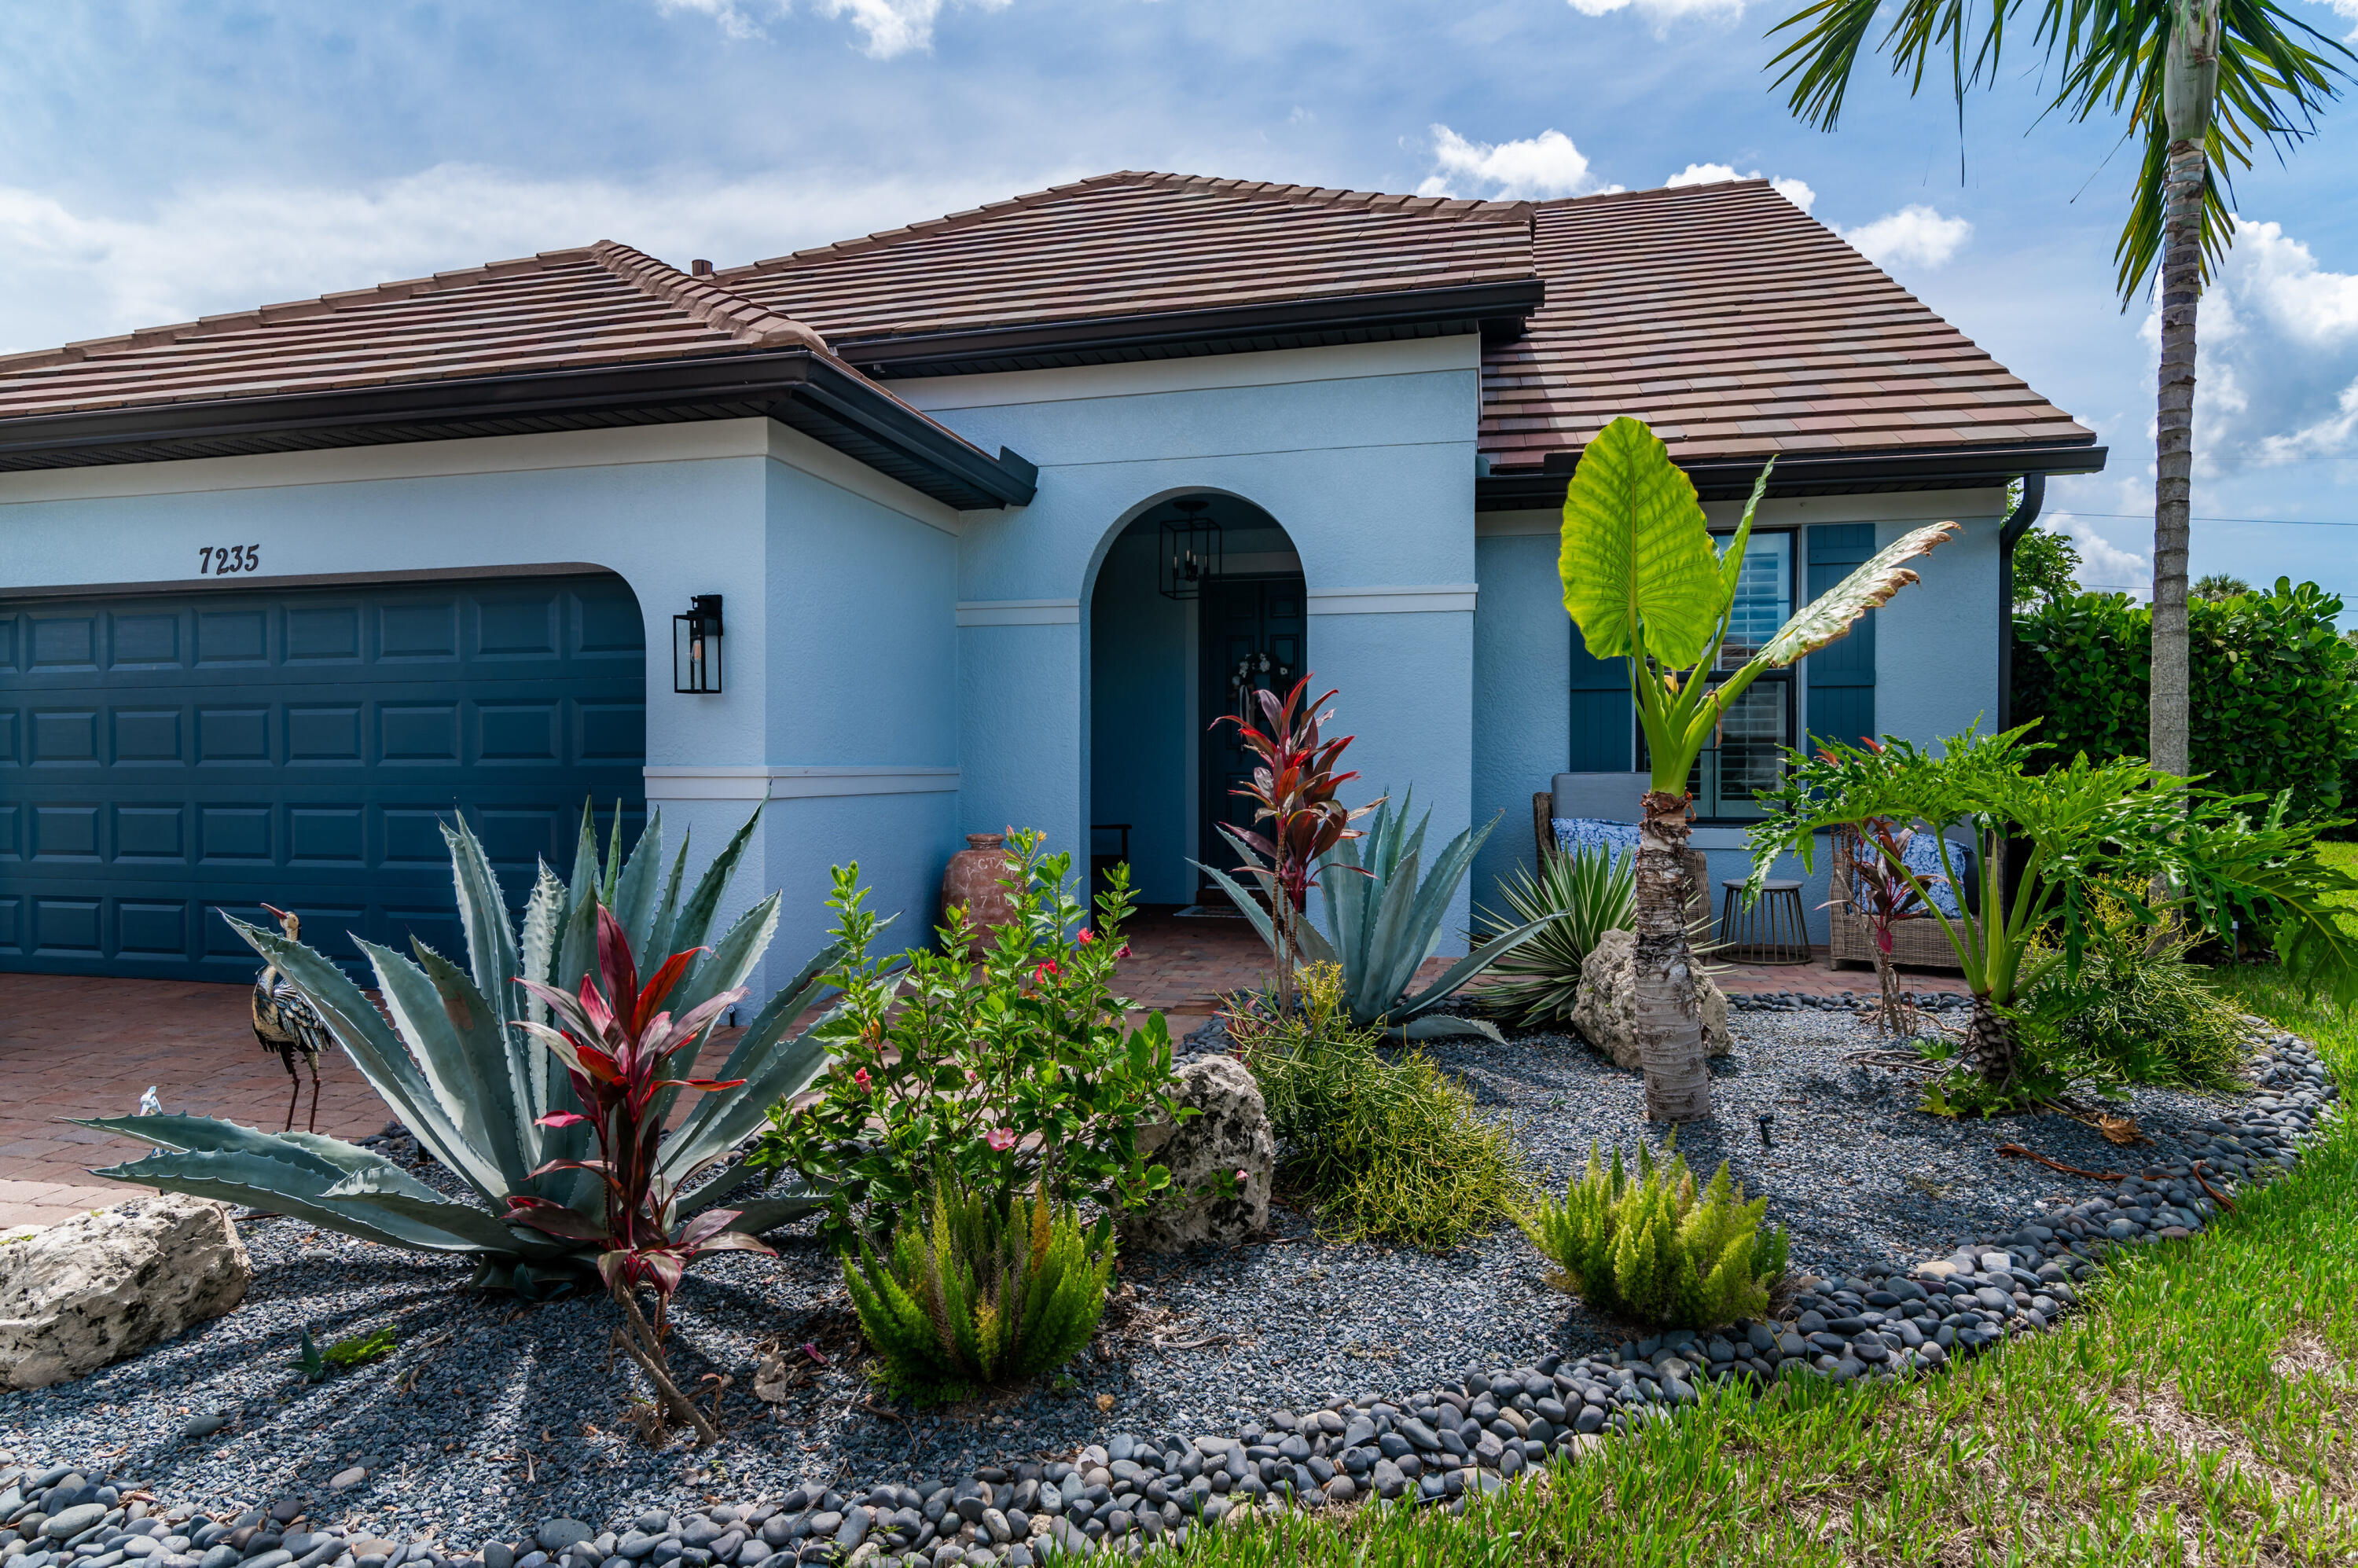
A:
1085 494 1303 908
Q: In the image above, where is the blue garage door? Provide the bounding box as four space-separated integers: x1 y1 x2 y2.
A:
0 573 646 982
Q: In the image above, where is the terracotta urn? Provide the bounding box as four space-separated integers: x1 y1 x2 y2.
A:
940 832 1019 949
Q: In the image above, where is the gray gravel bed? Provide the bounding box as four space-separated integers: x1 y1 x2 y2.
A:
0 1004 2338 1568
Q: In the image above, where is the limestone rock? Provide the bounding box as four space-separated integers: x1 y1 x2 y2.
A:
0 1195 251 1389
1119 1056 1274 1254
1570 928 1731 1071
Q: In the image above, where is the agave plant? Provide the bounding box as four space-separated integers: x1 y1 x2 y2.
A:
1475 844 1637 1027
1203 791 1558 1041
79 805 839 1295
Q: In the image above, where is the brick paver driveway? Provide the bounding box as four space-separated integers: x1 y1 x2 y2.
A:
0 973 387 1228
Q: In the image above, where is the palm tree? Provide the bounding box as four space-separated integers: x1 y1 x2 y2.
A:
2192 571 2253 600
1767 0 2349 778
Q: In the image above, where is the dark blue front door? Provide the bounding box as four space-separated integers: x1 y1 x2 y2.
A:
0 572 646 982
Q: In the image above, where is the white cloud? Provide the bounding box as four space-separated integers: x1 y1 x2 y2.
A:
1563 0 1743 30
1287 105 1316 125
1417 126 1610 200
2260 377 2358 464
1662 161 1816 212
1839 204 1972 269
2136 215 2358 472
0 163 1070 354
655 0 1010 56
1665 161 1742 186
816 0 1012 57
655 0 773 39
2052 513 2154 597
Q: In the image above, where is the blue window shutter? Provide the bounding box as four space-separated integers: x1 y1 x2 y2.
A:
1569 625 1633 770
1805 524 1876 751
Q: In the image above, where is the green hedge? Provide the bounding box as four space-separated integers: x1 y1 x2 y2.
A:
2011 578 2358 824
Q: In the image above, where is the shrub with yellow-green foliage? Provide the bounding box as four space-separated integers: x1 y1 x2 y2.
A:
842 1167 1114 1403
1229 964 1527 1251
1519 1140 1787 1328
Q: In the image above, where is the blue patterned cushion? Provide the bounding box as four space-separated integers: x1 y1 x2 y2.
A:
1853 832 1972 919
1552 817 1642 860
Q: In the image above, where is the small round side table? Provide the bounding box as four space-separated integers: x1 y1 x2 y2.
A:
1721 879 1812 964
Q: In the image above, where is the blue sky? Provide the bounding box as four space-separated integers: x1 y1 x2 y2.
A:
4 0 2354 611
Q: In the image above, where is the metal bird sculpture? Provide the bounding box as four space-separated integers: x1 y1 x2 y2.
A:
251 905 331 1133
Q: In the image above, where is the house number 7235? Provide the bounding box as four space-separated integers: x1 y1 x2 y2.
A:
200 545 260 575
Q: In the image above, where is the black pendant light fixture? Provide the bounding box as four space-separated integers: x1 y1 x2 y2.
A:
1158 498 1221 600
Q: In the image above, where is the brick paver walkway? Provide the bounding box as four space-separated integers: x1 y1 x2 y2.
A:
0 910 1965 1228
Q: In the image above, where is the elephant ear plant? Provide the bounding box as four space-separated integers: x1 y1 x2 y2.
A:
1557 414 1956 1120
79 803 841 1300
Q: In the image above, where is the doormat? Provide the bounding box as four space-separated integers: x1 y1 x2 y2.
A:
1173 903 1247 920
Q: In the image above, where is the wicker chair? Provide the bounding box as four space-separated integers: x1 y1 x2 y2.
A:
1827 825 1971 972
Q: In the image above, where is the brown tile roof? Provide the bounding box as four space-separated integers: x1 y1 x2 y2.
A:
0 169 2089 494
1479 179 2095 469
0 241 841 421
717 171 1539 348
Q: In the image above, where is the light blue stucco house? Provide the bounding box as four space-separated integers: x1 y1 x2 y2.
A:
0 172 2103 987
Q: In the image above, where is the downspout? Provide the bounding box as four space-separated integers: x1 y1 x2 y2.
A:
1992 472 2045 924
1996 472 2046 733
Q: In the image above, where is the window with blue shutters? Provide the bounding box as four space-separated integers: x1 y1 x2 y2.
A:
1568 623 1633 772
1615 530 1799 821
1805 523 1878 753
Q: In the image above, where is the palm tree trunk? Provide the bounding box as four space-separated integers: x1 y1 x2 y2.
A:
2150 81 2210 780
1963 992 2016 1086
1634 789 1712 1122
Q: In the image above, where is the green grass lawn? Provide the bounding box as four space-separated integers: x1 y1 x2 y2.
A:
1152 965 2358 1566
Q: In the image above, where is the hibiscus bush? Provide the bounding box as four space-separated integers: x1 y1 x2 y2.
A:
751 830 1189 1246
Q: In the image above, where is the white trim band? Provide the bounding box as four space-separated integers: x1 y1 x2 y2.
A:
1306 584 1478 615
644 765 960 801
957 598 1080 626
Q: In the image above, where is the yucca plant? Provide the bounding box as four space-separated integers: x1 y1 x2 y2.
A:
79 804 839 1297
1475 845 1636 1027
1519 1138 1788 1329
842 1166 1115 1402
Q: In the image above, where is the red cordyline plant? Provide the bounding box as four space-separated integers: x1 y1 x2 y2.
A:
510 905 769 1445
1205 675 1379 1012
1827 745 1948 1039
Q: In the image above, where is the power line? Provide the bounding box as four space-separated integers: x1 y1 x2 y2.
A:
2051 511 2358 529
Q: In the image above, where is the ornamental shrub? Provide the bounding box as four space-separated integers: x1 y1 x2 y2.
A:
1228 964 1527 1250
2017 886 2252 1092
1519 1139 1787 1328
843 1166 1114 1402
2012 580 2358 823
750 831 1189 1245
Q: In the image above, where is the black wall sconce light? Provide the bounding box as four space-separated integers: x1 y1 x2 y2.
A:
673 593 724 694
1158 498 1221 601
